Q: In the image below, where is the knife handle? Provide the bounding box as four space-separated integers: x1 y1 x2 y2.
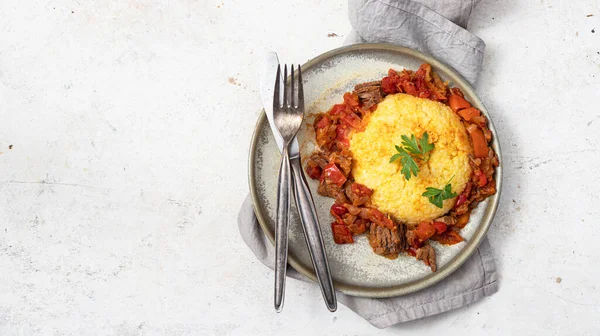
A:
274 147 291 312
290 156 337 312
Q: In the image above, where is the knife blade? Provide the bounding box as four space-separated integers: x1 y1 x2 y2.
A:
260 52 300 158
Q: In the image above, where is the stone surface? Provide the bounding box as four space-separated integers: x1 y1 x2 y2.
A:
0 0 599 334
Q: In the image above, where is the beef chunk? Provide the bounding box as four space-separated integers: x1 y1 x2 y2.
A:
434 216 457 226
308 151 329 169
415 244 437 272
347 218 369 235
328 150 352 176
317 181 348 204
368 221 407 259
353 81 383 109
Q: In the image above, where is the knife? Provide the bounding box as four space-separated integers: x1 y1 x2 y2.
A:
260 52 337 312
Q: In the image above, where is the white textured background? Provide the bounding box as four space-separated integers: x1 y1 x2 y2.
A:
0 0 599 335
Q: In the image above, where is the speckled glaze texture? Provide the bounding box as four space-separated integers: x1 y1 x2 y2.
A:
249 44 502 297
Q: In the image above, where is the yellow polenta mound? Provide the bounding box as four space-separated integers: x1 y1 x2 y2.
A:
350 93 472 225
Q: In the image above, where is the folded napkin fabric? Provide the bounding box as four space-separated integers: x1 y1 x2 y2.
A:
238 0 498 328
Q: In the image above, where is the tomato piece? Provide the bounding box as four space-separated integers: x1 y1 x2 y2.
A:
476 171 488 187
454 182 472 208
340 111 362 129
448 94 471 112
431 230 464 245
469 127 489 158
413 71 431 98
381 76 397 94
401 80 418 96
432 222 448 234
330 203 348 217
351 183 373 198
347 218 368 235
407 247 417 256
429 86 447 102
322 163 347 187
335 124 351 147
330 103 346 116
415 221 436 241
455 193 467 208
343 92 360 107
387 69 401 83
366 208 394 229
457 107 481 121
305 161 322 180
331 222 354 244
315 114 330 129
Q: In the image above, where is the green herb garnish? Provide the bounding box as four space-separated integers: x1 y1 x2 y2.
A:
389 132 435 181
389 146 419 180
401 132 434 162
422 176 458 208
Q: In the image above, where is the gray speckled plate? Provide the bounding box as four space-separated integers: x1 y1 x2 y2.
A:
248 44 502 298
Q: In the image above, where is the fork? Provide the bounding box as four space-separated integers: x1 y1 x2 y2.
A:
273 64 337 313
273 64 304 312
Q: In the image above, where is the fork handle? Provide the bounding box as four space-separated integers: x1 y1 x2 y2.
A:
274 146 291 312
290 156 337 312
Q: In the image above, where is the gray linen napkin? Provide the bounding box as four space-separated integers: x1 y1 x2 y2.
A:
238 0 498 328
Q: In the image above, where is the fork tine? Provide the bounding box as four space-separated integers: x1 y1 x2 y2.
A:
283 65 288 108
290 65 295 108
273 64 281 110
297 64 304 111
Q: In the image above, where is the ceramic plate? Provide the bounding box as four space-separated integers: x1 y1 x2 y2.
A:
248 43 502 298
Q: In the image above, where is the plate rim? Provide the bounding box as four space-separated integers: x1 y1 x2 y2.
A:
248 43 503 298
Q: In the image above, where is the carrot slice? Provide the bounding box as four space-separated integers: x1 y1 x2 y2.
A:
448 94 471 112
457 107 481 121
455 212 470 229
469 128 489 158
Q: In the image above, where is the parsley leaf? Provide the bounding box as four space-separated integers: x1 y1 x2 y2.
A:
390 132 436 181
400 132 435 162
422 176 458 208
389 147 419 180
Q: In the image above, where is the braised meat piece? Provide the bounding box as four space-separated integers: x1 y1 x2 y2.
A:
405 229 417 248
415 244 437 272
318 181 348 204
308 151 329 169
305 160 322 180
353 81 383 109
328 150 352 176
347 218 370 235
368 221 407 259
342 203 361 216
305 150 330 179
434 216 457 226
